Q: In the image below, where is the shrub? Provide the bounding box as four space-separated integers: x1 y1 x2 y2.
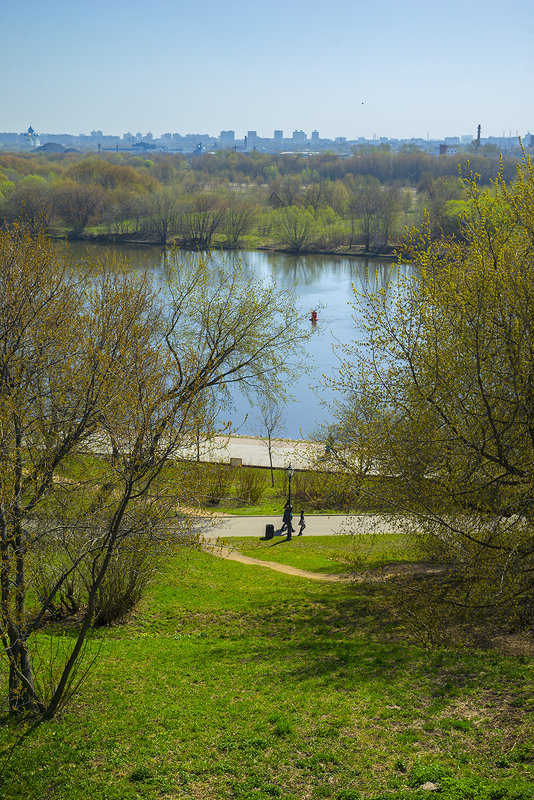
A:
30 527 164 627
92 538 160 626
203 463 233 505
234 467 268 504
292 469 357 510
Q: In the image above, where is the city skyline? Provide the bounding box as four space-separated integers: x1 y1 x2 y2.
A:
3 0 533 141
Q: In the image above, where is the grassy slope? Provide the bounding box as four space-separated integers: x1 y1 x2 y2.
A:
0 544 533 800
222 534 421 573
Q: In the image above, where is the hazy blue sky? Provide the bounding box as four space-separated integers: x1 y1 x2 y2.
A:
3 0 532 140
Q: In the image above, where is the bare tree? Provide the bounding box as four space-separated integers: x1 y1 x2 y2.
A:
53 181 105 235
257 402 285 487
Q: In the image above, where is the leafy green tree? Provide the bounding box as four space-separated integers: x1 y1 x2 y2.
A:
417 173 465 237
221 198 257 248
177 191 223 248
2 175 54 234
329 157 534 622
348 176 382 251
0 229 308 719
142 186 180 244
275 206 317 252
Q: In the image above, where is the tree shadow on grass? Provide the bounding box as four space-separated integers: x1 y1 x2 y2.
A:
199 581 500 698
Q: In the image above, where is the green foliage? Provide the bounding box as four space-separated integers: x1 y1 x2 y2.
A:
274 206 318 252
292 469 357 510
1 148 522 253
0 230 308 719
203 463 234 505
329 153 534 627
234 466 268 505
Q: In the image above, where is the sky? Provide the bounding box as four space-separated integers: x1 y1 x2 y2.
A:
3 0 533 141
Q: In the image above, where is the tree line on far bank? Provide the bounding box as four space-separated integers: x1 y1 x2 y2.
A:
0 147 522 252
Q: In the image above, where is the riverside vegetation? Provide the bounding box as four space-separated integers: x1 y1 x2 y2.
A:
0 147 523 252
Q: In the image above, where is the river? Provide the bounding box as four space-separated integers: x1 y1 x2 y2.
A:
68 243 395 439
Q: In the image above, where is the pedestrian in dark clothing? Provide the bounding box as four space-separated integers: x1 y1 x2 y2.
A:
298 511 306 536
281 503 294 533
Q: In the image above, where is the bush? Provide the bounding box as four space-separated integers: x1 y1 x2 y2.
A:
203 463 233 505
30 528 163 627
92 538 160 626
234 467 268 504
292 470 357 510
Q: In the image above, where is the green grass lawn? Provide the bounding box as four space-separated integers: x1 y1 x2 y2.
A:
1 545 533 800
220 534 421 574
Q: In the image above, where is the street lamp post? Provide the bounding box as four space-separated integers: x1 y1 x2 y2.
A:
286 464 294 540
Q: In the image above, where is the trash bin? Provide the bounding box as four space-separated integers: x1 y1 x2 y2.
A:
265 524 274 540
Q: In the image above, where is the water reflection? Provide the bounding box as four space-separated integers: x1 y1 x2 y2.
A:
66 242 395 437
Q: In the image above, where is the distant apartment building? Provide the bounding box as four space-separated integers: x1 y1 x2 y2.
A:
247 130 258 149
292 130 307 144
219 130 235 148
274 129 283 142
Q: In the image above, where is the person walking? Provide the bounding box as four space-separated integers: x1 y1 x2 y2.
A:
298 510 306 536
281 502 294 534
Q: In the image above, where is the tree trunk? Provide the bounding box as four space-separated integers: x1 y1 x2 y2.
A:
7 630 43 714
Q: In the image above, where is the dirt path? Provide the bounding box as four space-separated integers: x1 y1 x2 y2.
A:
203 543 442 583
205 543 352 582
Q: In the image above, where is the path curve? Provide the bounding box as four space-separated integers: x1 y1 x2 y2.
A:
204 543 351 581
203 543 442 583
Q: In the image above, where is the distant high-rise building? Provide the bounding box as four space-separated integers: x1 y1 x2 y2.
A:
311 130 319 143
247 130 258 148
292 129 307 144
219 130 235 148
274 129 283 141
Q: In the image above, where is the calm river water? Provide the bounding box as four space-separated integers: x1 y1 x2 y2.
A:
68 243 395 438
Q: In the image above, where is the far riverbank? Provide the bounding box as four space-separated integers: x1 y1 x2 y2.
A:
53 229 399 260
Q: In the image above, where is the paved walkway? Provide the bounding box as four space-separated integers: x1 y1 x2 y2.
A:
202 513 399 541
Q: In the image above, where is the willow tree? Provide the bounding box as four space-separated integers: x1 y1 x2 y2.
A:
330 156 534 622
0 228 307 718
